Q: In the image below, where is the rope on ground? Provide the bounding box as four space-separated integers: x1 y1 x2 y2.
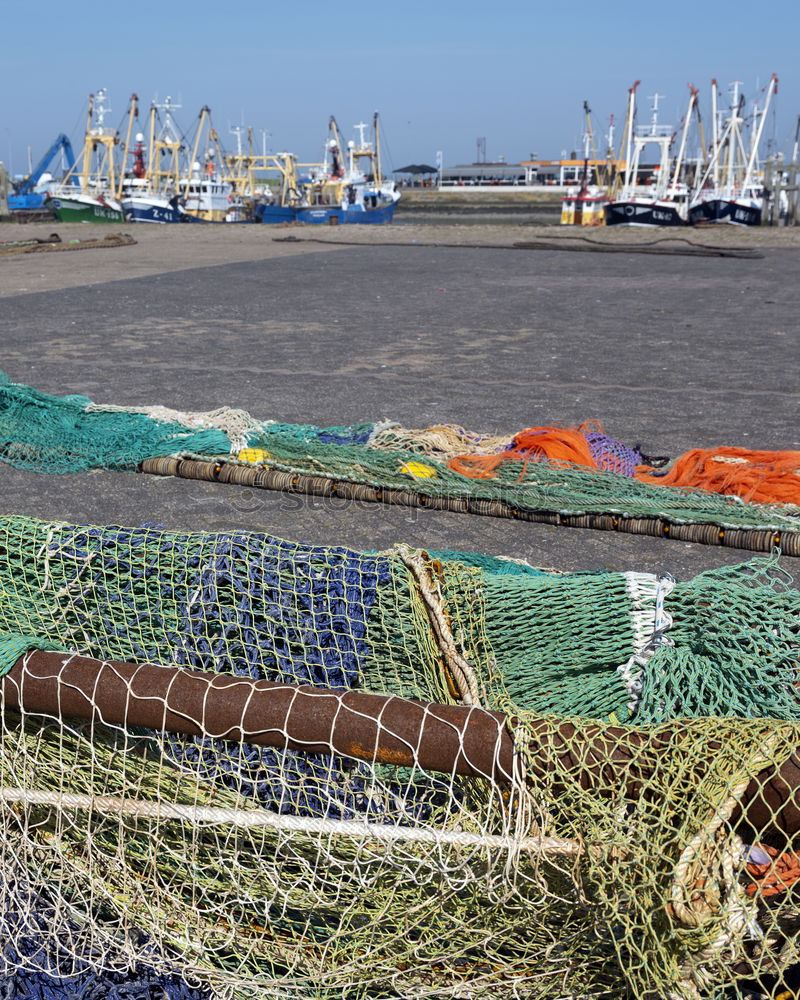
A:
272 235 763 259
0 232 136 257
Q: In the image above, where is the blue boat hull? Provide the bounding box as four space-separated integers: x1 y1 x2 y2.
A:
9 194 47 211
688 198 762 227
295 201 396 224
123 199 190 224
253 204 298 224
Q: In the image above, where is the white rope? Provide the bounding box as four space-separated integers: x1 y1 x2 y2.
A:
394 543 483 706
85 402 270 453
0 786 581 855
617 572 674 714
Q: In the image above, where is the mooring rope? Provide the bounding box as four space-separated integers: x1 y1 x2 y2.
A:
271 235 763 259
0 232 136 257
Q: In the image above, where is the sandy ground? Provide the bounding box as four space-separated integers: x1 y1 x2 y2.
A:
2 219 800 298
1 219 798 577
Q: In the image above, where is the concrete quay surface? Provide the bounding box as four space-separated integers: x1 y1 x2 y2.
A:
0 220 798 580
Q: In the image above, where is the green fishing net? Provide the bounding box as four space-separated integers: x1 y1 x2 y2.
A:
0 515 799 999
1 370 798 535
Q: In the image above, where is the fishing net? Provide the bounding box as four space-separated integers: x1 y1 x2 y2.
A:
0 373 231 473
2 372 799 537
0 515 799 998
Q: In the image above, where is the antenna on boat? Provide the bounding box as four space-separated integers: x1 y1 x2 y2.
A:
646 92 664 137
230 124 246 157
154 96 182 144
92 88 112 135
353 122 369 150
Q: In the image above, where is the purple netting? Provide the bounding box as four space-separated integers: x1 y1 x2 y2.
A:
584 431 642 477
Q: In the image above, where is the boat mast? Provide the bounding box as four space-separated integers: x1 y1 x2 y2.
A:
96 88 116 196
693 84 708 175
373 112 383 188
117 93 139 199
146 103 157 183
79 93 96 194
710 79 719 188
185 106 209 198
695 87 735 196
328 116 345 177
582 100 598 186
605 114 617 197
742 73 778 193
725 82 743 194
621 80 639 198
156 97 182 195
351 121 370 178
644 92 671 199
669 84 697 193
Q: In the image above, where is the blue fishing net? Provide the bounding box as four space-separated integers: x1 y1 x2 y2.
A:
0 517 451 822
0 884 213 1000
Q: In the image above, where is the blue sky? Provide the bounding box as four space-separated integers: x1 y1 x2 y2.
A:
2 0 797 177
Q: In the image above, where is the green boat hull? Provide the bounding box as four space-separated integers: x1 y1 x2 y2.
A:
50 196 124 223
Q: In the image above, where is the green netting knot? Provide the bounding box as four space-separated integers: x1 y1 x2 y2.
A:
0 632 65 677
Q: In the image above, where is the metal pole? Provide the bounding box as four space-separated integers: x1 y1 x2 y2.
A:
1 650 515 783
3 650 800 837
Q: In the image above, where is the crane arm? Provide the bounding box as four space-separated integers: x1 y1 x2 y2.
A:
18 134 77 193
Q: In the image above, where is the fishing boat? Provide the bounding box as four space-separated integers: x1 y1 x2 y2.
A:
689 76 777 226
47 90 125 223
293 114 400 224
605 85 687 227
561 102 607 226
121 98 191 223
176 106 238 222
225 143 303 223
560 186 606 226
182 160 237 221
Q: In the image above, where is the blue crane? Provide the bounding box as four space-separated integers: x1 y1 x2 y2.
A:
10 133 77 211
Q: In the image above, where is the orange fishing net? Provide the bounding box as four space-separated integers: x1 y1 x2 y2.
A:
746 844 800 899
447 424 800 507
636 447 800 505
447 425 598 480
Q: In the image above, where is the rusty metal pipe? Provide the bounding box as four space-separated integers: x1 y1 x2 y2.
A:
2 650 800 839
0 651 516 781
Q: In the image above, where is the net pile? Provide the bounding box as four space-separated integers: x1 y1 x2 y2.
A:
1 372 799 537
0 373 230 473
0 515 799 998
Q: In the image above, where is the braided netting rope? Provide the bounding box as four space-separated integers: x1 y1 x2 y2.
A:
0 233 136 256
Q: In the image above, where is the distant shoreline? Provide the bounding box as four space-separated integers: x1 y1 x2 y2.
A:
395 187 562 224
